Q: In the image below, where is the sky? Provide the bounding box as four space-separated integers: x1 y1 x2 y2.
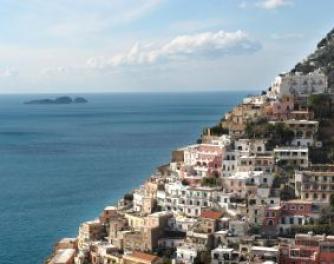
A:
0 0 334 93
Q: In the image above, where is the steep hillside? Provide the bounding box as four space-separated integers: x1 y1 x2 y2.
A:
292 28 334 91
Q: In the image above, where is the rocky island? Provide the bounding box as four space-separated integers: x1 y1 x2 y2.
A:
45 28 334 264
24 96 88 105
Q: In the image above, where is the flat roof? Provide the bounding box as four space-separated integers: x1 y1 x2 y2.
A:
251 246 278 252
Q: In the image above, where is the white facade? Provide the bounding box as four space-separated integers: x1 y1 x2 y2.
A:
222 150 238 177
163 182 221 217
132 188 144 212
176 244 200 264
274 147 309 168
235 138 267 154
211 246 237 264
268 71 327 99
179 144 223 167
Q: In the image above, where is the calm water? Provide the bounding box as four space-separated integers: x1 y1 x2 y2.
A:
0 92 246 264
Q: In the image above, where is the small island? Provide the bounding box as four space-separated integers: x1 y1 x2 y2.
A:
24 96 88 105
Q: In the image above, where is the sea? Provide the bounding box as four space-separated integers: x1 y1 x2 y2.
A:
0 92 247 264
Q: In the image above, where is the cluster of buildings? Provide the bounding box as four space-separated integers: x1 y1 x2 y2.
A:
47 71 334 264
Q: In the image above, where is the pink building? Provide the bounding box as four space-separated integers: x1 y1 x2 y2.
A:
280 233 334 264
264 96 294 121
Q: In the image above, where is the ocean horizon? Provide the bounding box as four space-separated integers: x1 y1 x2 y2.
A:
0 91 247 264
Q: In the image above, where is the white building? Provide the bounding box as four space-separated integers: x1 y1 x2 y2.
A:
270 119 319 147
176 244 203 264
132 187 144 212
222 150 238 177
211 245 239 264
223 171 274 195
177 144 224 167
274 147 309 168
243 95 267 106
235 138 267 154
163 182 221 217
267 71 327 99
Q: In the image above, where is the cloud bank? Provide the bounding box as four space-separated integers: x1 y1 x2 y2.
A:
86 30 261 70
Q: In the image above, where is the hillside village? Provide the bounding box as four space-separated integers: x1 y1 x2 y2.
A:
46 34 334 264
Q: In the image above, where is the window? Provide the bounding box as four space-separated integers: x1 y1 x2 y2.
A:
290 217 294 224
290 205 296 210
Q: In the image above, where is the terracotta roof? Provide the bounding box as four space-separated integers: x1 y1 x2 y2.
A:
201 210 223 220
129 251 159 262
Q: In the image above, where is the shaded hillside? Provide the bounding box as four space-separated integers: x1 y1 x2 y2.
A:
292 28 334 91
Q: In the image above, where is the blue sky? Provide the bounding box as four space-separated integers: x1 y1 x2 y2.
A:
0 0 333 93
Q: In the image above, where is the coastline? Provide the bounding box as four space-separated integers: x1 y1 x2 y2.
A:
44 29 334 264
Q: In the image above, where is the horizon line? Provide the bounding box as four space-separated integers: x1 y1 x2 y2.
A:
0 89 261 96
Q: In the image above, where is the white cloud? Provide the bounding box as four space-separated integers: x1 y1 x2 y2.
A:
86 30 261 70
256 0 293 9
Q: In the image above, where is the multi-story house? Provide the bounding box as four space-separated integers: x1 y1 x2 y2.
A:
176 243 205 264
270 119 319 147
223 171 274 196
78 219 104 251
222 150 238 177
247 187 280 226
267 71 327 99
280 233 334 264
295 165 334 205
279 200 321 235
274 146 309 168
211 245 240 264
163 182 221 217
222 103 264 139
264 95 294 121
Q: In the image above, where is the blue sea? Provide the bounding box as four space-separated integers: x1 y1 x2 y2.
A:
0 92 247 264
